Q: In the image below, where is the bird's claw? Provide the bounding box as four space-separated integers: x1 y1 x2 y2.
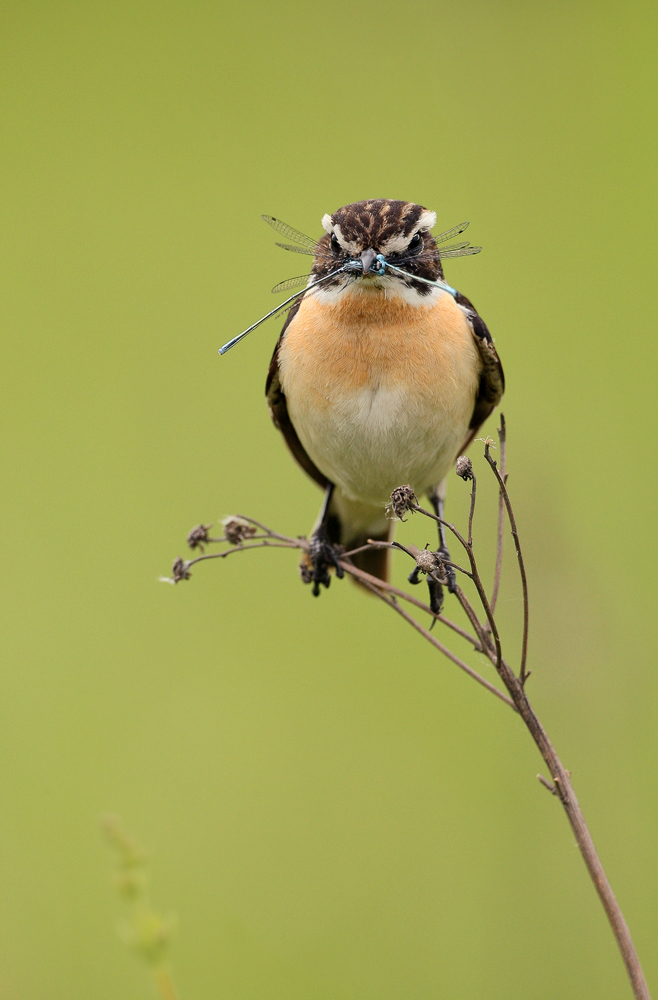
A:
300 528 344 596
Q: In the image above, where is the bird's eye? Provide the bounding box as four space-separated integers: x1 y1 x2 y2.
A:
408 232 423 253
331 234 341 255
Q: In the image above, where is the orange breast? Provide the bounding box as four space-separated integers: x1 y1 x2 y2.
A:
276 287 482 504
279 289 480 406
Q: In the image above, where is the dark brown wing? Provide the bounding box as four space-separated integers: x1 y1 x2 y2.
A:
455 292 505 451
265 302 329 490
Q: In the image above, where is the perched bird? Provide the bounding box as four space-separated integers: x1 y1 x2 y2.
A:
258 199 504 611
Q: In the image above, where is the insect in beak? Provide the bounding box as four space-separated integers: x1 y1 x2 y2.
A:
218 214 475 356
360 248 377 275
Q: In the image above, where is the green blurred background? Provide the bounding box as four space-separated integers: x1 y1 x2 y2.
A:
2 2 657 997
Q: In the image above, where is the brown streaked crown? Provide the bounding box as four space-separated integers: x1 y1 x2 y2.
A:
330 199 429 247
312 199 445 296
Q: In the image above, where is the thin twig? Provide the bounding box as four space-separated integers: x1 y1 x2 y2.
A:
411 502 506 676
186 528 485 652
537 773 558 796
409 503 471 555
342 543 381 559
453 586 496 664
206 532 272 544
361 538 474 580
357 579 516 710
172 432 652 1000
467 472 477 547
426 461 649 995
504 671 650 999
234 515 299 544
187 540 300 569
483 440 530 685
490 414 507 614
338 557 484 651
447 561 473 579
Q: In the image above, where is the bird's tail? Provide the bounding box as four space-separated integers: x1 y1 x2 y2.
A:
346 525 393 585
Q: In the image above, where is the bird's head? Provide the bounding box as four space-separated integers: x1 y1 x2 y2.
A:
314 199 445 300
218 203 480 354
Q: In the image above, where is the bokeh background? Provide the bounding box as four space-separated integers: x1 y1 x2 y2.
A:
2 2 657 997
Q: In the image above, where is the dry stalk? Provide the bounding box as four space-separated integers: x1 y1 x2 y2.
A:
490 413 507 615
165 420 651 1000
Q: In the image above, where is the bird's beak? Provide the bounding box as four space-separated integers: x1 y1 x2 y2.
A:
360 248 377 275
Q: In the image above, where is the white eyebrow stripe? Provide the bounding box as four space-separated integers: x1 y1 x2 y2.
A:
378 214 437 255
378 233 413 254
321 216 357 252
328 221 361 254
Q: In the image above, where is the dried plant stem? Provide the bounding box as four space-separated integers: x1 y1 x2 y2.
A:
169 423 651 1000
467 472 477 547
186 540 300 571
350 566 481 648
484 438 530 684
504 672 650 1000
454 587 497 662
537 772 558 795
351 568 515 709
409 473 648 998
490 414 507 614
382 570 648 998
190 533 485 651
407 501 506 674
366 540 500 667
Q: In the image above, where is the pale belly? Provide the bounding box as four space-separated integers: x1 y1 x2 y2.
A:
278 290 482 507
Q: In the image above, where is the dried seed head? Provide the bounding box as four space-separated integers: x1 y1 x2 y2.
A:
456 456 473 481
171 557 191 582
416 549 439 574
187 523 212 551
388 485 417 520
415 548 449 585
222 516 258 545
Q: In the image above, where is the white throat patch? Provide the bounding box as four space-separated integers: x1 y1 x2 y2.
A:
311 275 445 308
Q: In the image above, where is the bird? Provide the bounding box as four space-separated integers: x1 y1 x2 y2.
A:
262 198 504 612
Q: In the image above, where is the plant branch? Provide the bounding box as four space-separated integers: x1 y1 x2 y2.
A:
467 472 477 547
453 586 497 664
537 773 558 796
168 430 652 1000
500 668 649 999
484 435 530 685
344 567 515 710
188 541 300 567
355 571 481 648
408 500 506 676
490 415 507 614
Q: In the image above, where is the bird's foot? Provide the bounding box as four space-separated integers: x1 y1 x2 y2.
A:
300 528 344 596
408 545 457 616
